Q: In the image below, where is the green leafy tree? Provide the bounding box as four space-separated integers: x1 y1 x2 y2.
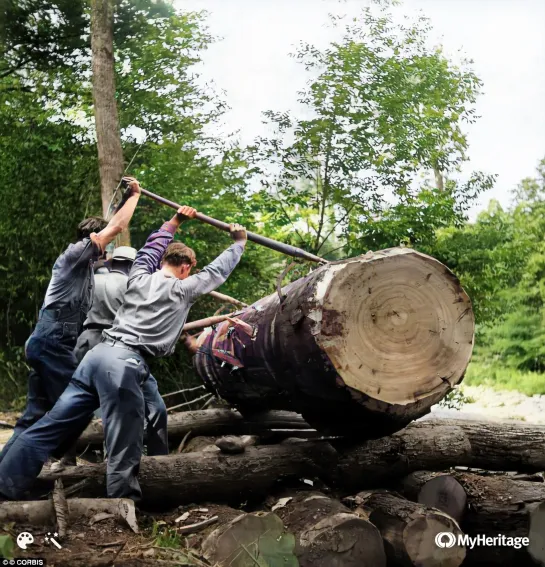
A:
252 4 494 258
0 3 263 400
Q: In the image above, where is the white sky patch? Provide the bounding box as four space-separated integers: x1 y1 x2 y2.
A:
176 0 545 219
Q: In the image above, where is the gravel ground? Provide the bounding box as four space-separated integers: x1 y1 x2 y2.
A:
427 384 545 424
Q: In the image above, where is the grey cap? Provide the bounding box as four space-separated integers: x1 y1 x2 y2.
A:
112 246 137 262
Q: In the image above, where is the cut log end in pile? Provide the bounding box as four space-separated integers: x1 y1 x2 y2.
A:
4 410 545 566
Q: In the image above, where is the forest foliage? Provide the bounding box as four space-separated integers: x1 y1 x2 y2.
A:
0 0 541 405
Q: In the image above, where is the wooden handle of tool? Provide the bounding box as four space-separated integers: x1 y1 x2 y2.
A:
140 188 326 264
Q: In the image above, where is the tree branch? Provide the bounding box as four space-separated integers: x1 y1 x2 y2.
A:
315 203 356 254
275 196 307 245
314 130 333 252
0 58 33 79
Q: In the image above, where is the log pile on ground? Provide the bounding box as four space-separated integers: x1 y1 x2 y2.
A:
2 413 545 565
4 250 544 565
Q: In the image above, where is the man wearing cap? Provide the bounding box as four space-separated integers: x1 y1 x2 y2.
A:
74 246 168 456
0 178 142 465
0 206 247 502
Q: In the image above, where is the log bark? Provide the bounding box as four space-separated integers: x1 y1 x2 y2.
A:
0 498 138 532
194 248 474 437
274 492 386 567
400 471 545 566
91 0 128 244
76 409 314 447
335 418 545 489
38 441 338 507
352 490 466 567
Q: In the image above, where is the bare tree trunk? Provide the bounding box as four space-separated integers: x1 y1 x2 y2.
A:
91 0 129 244
76 409 314 447
434 167 444 191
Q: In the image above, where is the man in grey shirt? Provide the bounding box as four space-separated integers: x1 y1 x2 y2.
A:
0 205 246 502
74 246 138 362
0 178 142 466
74 246 169 456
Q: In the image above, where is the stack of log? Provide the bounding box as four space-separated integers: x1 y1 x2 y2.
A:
6 409 537 566
3 250 543 565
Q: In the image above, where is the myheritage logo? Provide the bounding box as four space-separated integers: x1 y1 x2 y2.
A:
435 532 530 550
435 532 456 548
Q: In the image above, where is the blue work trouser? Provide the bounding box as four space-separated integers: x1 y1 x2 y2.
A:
0 342 150 502
0 313 80 465
75 328 168 456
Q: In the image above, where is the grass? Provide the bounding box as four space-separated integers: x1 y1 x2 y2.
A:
464 361 545 397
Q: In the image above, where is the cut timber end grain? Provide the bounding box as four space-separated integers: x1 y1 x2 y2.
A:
276 493 386 567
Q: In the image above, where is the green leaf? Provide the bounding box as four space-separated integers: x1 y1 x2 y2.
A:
0 535 14 559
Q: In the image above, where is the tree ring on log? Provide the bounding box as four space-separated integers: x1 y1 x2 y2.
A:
318 249 474 404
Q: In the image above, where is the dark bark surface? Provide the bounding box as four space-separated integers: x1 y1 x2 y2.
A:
39 441 338 507
335 418 545 489
77 409 314 447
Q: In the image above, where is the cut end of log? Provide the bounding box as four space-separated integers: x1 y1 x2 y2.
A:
317 248 474 405
404 514 466 567
300 512 386 567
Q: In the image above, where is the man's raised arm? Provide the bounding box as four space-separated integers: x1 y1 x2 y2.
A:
179 223 247 302
130 206 197 279
93 177 142 252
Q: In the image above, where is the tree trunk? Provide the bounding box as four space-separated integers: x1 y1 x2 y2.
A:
91 0 128 243
399 471 545 566
76 409 314 447
351 490 466 567
194 248 474 438
38 442 338 507
335 418 545 489
274 492 386 567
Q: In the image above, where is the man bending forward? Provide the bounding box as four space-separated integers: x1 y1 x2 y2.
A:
0 206 246 502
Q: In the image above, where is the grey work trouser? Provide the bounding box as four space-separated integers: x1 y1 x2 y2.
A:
75 328 168 456
0 342 150 501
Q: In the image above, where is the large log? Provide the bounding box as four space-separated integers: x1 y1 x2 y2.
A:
399 471 545 566
76 409 313 447
40 419 545 507
38 441 337 506
274 492 386 567
351 490 466 567
335 418 545 489
194 248 474 437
